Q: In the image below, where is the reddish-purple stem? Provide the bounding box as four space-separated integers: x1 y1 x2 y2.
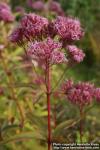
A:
46 61 51 150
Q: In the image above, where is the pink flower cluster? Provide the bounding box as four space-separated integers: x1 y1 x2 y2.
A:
28 37 67 64
20 13 48 39
62 80 100 107
0 2 14 22
32 1 44 11
10 13 48 43
62 79 74 93
54 17 84 41
67 45 85 63
27 0 64 16
49 1 64 16
27 0 33 8
9 13 85 65
15 6 25 14
51 50 67 64
9 27 24 44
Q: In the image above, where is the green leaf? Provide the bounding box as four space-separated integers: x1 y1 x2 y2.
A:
1 124 20 133
0 132 45 146
53 119 80 136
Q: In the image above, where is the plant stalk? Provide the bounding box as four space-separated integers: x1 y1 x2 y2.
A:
46 61 51 150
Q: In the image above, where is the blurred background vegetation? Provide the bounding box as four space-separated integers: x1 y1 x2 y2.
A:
0 0 100 150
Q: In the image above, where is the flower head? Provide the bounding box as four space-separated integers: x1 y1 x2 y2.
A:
9 13 49 42
15 6 25 14
0 2 10 10
32 1 44 11
44 22 57 38
49 1 64 16
67 45 85 63
54 16 84 41
9 13 85 67
20 13 48 39
0 2 14 22
62 79 74 94
9 27 24 44
27 37 65 64
51 51 67 64
63 80 94 108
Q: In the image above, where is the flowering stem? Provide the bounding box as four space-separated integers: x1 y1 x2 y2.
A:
79 107 83 143
45 61 51 150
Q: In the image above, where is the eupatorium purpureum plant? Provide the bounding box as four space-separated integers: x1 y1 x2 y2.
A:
9 12 85 150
